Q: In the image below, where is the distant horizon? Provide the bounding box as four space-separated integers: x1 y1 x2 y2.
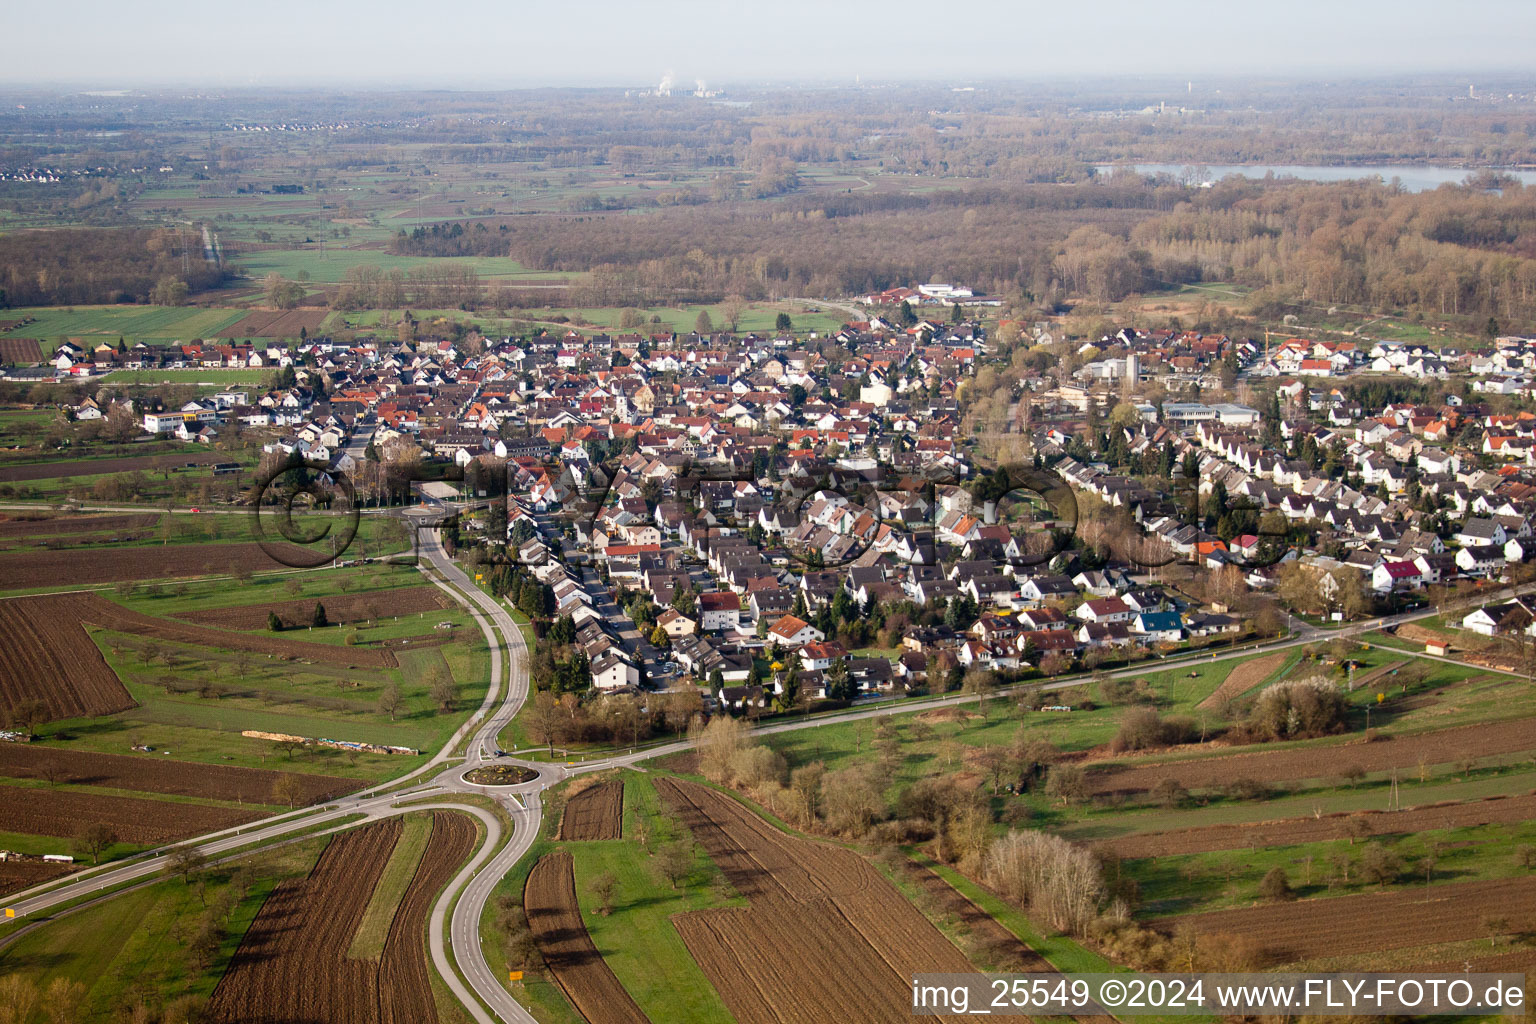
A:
1 70 1533 96
5 0 1534 90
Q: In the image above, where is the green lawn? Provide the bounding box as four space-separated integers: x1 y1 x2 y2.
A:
348 814 433 959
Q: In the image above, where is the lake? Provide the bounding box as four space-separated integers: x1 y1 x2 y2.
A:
1096 164 1536 192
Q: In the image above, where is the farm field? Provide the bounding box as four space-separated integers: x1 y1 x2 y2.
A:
0 512 159 538
524 850 653 1024
1155 874 1536 966
1096 790 1536 858
0 306 250 350
0 560 489 818
0 784 257 845
0 338 44 363
0 592 136 721
483 771 739 1024
0 858 71 898
0 449 230 483
1196 650 1289 709
557 779 623 841
231 248 567 285
214 308 329 338
0 542 324 589
1085 715 1536 795
0 822 422 1022
206 812 476 1024
656 776 976 1024
0 743 357 805
177 583 450 630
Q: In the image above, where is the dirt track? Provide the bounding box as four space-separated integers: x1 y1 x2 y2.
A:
558 780 623 841
1155 875 1536 965
0 743 359 806
1087 717 1536 795
0 784 257 844
524 850 652 1024
177 585 449 631
657 777 974 1024
208 812 474 1024
1101 791 1536 859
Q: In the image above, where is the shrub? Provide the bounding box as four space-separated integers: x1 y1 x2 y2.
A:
1111 708 1197 752
1224 777 1271 801
1245 675 1349 741
1149 777 1190 808
1359 841 1404 885
1258 866 1293 901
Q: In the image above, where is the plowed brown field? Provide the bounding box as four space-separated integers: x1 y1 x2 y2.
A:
1088 717 1536 795
1155 875 1536 964
1101 792 1536 859
216 310 328 338
558 780 623 841
178 585 449 631
525 850 651 1024
0 593 135 721
657 777 974 1024
1197 652 1288 710
0 744 358 805
0 541 319 587
207 812 474 1024
0 451 227 483
0 338 43 363
0 785 256 844
0 859 71 898
33 591 400 668
0 513 158 538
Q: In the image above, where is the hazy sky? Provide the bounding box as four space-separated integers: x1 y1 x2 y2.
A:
7 0 1535 88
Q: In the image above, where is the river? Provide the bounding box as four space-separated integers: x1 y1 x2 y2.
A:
1096 164 1536 192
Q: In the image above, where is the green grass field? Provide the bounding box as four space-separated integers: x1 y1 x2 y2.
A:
0 833 325 1022
348 814 434 959
100 368 271 385
233 248 569 284
1 307 249 351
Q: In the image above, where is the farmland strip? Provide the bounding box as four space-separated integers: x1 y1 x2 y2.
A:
1087 716 1536 795
525 849 652 1024
0 784 257 844
0 743 359 805
558 779 623 841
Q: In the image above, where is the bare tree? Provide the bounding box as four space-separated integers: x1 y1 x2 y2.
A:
655 841 694 890
272 775 304 809
378 682 404 721
72 823 117 865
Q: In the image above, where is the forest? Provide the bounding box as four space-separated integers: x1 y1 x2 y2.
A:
0 227 227 306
